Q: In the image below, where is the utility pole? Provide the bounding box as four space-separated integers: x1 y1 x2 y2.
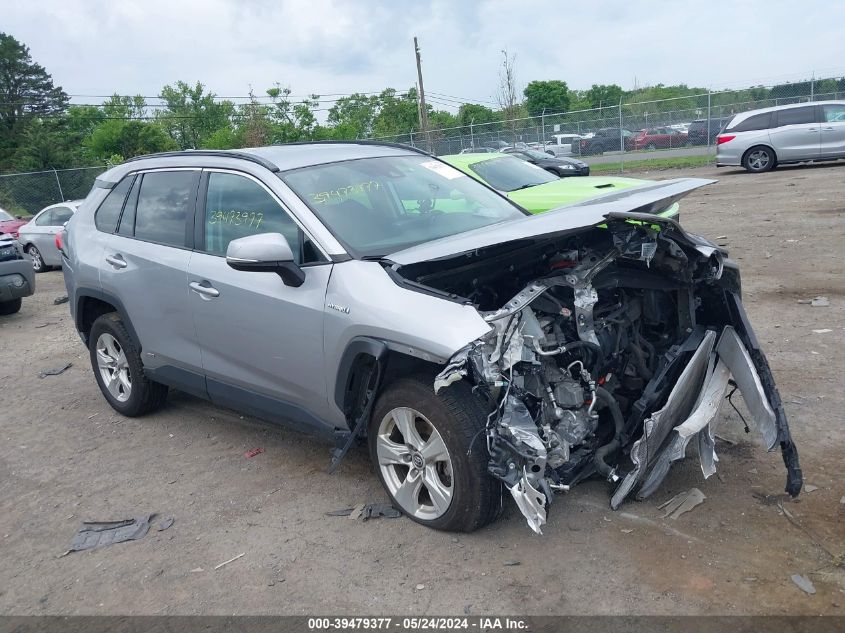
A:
414 36 431 150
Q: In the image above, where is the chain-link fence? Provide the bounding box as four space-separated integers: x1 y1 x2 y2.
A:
0 166 107 217
373 75 845 168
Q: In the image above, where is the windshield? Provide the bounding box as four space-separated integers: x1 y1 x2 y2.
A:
521 149 556 160
0 210 13 222
281 155 527 258
469 156 558 192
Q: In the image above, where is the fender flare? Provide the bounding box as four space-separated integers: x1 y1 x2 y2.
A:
74 287 141 349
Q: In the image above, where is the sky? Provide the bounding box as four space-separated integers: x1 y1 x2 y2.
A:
4 0 843 112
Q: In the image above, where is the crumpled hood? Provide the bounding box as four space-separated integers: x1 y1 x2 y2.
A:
386 178 715 266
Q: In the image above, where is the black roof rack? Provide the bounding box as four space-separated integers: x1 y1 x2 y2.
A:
122 150 281 172
265 139 434 157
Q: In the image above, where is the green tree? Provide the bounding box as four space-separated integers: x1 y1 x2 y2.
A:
85 119 176 162
0 32 68 168
372 88 419 137
456 103 499 127
327 93 379 138
584 84 624 109
523 80 569 116
157 81 235 149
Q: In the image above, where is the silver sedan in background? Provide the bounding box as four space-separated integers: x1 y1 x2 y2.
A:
17 201 80 272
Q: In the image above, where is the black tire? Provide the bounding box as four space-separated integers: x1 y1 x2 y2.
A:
89 312 168 416
742 145 776 173
0 298 22 315
27 245 47 273
368 375 503 532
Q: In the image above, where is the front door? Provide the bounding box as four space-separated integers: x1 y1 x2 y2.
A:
187 169 334 431
820 103 845 158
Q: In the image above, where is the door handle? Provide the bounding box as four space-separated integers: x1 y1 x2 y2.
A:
189 281 220 298
105 254 127 269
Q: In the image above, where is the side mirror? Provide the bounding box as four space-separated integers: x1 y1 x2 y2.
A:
226 233 305 287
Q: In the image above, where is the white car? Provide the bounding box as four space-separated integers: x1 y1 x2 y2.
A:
17 201 81 272
543 134 582 157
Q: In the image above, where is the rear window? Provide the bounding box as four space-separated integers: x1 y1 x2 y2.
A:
469 156 558 191
95 177 133 233
727 112 772 133
133 171 196 248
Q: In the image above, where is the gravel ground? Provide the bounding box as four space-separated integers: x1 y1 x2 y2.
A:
1 162 843 616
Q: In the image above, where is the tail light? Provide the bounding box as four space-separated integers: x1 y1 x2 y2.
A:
716 134 735 145
56 229 68 258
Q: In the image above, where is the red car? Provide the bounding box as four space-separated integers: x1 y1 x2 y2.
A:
627 127 689 151
0 208 27 238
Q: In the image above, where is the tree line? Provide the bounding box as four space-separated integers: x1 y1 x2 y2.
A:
2 32 842 174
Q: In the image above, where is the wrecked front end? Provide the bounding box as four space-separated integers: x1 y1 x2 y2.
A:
400 211 802 534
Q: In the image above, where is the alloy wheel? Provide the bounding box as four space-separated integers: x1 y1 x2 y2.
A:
29 247 43 271
747 149 770 171
96 332 132 402
376 407 454 520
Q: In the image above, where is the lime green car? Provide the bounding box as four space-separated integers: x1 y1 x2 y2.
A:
441 153 679 218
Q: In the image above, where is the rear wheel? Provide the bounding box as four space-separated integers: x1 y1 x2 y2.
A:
89 313 168 416
743 146 776 172
27 245 47 273
369 376 502 532
0 298 22 315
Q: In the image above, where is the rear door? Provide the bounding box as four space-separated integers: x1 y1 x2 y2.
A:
39 206 74 265
820 103 845 158
25 209 55 254
98 169 205 388
769 105 821 161
187 169 334 428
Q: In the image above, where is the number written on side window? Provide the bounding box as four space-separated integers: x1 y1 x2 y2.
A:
204 172 302 261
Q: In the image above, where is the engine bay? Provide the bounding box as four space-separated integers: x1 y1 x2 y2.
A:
393 215 803 533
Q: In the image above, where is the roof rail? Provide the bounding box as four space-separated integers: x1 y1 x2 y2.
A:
122 150 281 172
266 139 434 157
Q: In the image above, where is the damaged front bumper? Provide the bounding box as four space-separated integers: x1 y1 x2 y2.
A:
432 217 801 534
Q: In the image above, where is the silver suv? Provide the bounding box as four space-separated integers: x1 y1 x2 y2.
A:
717 101 845 172
61 143 802 533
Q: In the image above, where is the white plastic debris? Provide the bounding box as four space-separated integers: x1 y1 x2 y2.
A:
790 574 816 595
659 488 706 520
810 297 830 307
812 329 832 334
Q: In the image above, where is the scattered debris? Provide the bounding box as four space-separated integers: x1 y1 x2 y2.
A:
157 517 175 531
87 413 98 420
243 447 264 458
804 484 819 493
34 322 57 328
502 560 521 567
790 574 816 595
812 329 832 334
715 235 728 240
620 529 634 534
64 515 153 553
748 468 758 474
190 567 204 573
753 492 791 506
415 584 426 591
659 488 706 520
38 362 72 378
327 503 401 521
811 296 830 307
214 552 245 570
53 295 69 305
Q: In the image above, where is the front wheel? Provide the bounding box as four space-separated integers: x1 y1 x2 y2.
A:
743 146 776 172
89 313 168 416
27 245 47 273
368 376 502 532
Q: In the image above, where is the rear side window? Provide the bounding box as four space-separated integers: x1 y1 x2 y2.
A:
134 171 196 248
728 112 772 133
775 106 816 127
51 207 74 225
95 177 133 233
117 176 141 237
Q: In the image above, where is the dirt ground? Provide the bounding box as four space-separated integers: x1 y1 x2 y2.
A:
1 162 843 616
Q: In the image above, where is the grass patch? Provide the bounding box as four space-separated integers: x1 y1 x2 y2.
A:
588 154 715 173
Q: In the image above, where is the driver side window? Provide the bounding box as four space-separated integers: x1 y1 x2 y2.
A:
204 172 310 262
